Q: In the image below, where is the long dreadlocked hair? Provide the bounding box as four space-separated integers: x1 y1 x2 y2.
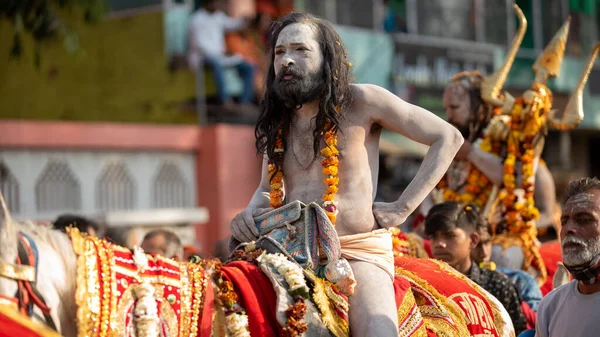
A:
448 71 494 142
255 12 353 171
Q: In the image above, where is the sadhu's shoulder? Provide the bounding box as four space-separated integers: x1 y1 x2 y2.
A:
350 83 396 107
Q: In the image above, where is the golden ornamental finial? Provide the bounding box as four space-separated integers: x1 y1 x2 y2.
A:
481 4 527 107
547 43 600 130
533 17 570 84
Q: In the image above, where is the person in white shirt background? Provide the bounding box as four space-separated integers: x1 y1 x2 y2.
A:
188 0 255 107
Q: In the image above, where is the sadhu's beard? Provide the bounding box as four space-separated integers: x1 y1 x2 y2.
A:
561 234 600 266
273 66 326 108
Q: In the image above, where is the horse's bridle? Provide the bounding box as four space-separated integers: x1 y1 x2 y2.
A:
0 232 57 331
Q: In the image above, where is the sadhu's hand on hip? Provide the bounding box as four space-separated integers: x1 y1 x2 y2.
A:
373 202 408 229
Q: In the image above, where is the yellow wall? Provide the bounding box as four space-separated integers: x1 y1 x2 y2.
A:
0 11 198 124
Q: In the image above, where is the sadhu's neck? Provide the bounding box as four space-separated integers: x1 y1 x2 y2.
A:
294 100 320 120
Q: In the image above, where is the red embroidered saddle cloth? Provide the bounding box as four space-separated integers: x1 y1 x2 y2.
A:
0 304 62 337
394 256 509 337
69 229 213 337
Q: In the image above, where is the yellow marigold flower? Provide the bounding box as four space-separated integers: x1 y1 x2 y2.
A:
461 194 475 203
327 213 337 223
326 186 338 194
321 147 333 157
497 190 507 200
271 182 283 189
328 166 338 176
323 194 335 201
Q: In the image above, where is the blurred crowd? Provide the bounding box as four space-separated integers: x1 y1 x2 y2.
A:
50 213 229 263
168 0 293 118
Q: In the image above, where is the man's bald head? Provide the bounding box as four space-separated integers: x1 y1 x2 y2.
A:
141 229 183 261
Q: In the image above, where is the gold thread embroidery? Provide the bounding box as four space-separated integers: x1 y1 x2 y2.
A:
398 300 428 337
310 274 349 337
179 264 192 337
113 285 135 337
75 234 100 337
112 265 183 288
395 266 469 337
188 265 204 337
429 260 509 336
98 241 112 337
160 298 178 337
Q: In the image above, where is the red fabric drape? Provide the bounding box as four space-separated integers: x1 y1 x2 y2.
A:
220 261 280 337
539 241 562 296
0 307 60 337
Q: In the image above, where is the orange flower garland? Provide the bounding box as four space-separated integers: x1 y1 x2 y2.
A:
269 120 340 225
496 86 550 282
269 128 285 208
321 126 340 224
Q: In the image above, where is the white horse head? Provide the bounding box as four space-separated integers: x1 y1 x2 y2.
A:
0 193 78 337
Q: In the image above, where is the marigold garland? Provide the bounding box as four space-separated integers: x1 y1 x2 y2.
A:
497 87 549 283
281 297 309 337
269 120 340 225
203 260 251 337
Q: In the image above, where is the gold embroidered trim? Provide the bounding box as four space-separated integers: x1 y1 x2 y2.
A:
429 259 509 336
310 274 349 337
188 265 204 337
157 286 178 337
113 285 134 337
397 289 428 337
98 241 112 337
395 266 470 337
179 264 192 337
73 230 100 337
112 264 183 288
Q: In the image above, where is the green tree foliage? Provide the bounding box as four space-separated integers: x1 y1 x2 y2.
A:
1 0 106 67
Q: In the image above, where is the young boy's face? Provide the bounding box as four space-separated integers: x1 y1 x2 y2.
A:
471 238 492 264
431 227 474 266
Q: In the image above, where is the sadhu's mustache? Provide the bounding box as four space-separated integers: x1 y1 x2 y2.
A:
277 66 305 81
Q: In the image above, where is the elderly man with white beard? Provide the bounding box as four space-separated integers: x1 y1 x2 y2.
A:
535 177 600 337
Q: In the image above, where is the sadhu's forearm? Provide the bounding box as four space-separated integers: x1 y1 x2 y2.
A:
395 134 462 217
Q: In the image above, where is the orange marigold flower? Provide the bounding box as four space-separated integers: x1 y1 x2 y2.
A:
321 148 333 157
271 182 283 189
323 194 335 201
326 186 338 194
324 177 340 186
327 213 337 223
270 190 284 198
322 157 339 167
504 166 515 175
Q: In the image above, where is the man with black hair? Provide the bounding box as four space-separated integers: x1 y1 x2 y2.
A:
536 177 600 337
53 214 99 237
425 201 527 334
